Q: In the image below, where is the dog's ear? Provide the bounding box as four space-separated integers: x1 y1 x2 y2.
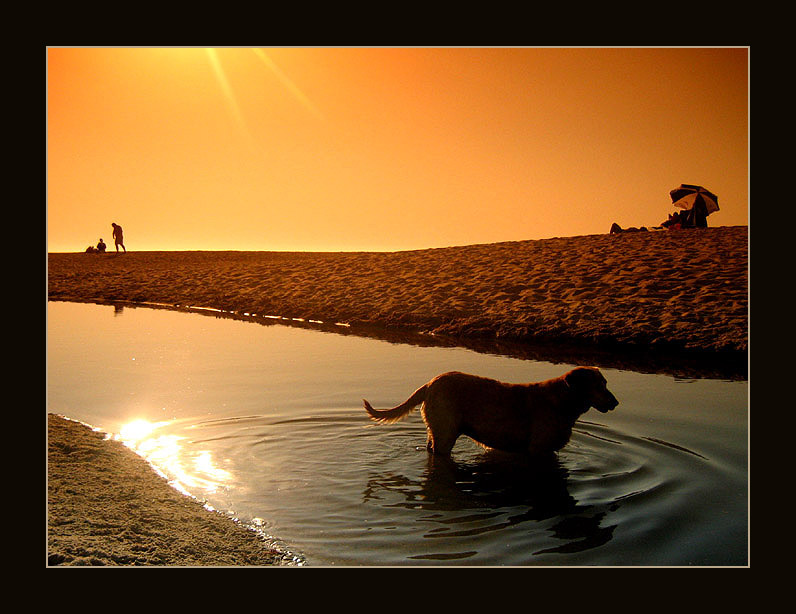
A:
564 367 587 389
564 367 601 391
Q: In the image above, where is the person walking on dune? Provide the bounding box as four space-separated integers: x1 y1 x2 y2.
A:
111 222 126 253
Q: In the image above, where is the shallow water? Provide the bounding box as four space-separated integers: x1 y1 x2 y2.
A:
47 301 748 566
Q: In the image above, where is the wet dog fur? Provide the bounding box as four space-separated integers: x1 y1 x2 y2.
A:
363 367 618 456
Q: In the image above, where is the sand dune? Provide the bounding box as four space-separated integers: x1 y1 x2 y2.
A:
48 226 748 355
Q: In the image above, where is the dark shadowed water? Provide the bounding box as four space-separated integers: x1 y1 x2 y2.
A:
47 301 748 566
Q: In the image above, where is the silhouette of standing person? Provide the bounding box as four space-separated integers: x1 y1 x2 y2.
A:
111 222 126 253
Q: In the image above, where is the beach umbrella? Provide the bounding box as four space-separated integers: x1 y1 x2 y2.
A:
670 184 719 215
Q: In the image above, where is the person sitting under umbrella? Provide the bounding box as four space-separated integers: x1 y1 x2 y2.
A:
611 184 718 234
670 184 718 228
677 201 708 228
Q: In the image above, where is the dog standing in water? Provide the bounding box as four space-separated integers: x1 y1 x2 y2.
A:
363 367 618 456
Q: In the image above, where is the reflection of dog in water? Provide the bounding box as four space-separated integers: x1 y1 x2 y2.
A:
363 450 618 558
364 367 618 456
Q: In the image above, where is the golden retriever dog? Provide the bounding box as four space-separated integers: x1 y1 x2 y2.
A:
363 367 618 456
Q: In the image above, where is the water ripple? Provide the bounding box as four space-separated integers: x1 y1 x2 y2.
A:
125 407 734 565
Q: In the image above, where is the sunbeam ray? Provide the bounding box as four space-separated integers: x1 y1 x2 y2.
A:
251 48 325 121
204 48 251 140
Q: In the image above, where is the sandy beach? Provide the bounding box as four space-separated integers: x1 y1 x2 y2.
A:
47 226 749 566
49 227 748 354
47 414 295 566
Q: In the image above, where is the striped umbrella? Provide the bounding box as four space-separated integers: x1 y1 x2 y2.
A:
670 184 719 215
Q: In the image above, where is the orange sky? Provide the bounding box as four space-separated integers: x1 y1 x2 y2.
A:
47 47 748 253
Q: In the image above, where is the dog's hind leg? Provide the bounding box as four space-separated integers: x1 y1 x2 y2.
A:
423 411 459 455
425 429 458 455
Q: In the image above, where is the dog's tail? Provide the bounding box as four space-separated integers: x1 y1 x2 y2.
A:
363 384 428 424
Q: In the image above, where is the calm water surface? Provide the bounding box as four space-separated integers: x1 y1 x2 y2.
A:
47 301 748 566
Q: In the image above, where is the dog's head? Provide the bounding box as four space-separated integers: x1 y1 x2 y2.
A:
564 367 619 413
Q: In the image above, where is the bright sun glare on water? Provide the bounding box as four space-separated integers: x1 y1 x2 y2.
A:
117 419 233 496
118 419 171 442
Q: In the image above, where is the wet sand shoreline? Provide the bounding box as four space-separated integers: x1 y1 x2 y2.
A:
47 414 298 566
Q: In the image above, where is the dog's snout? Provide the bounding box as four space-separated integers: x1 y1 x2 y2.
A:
596 390 619 412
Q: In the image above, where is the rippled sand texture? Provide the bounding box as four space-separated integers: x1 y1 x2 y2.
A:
48 227 748 354
47 414 292 566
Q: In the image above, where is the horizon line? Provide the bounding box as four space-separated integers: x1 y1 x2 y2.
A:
47 224 748 256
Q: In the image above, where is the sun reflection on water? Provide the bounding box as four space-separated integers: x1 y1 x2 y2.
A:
119 419 172 443
116 419 233 496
